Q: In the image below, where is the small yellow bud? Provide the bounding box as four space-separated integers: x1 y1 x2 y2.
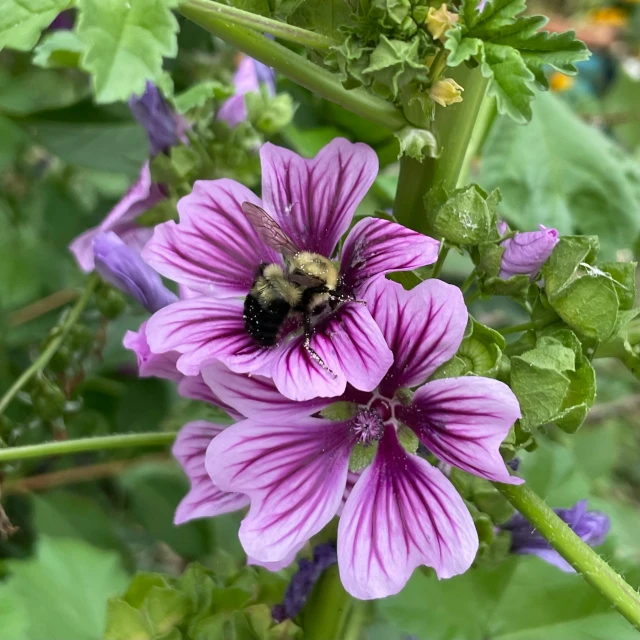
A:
549 72 575 93
429 78 464 107
426 3 459 41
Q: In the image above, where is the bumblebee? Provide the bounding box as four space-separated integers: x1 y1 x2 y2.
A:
241 202 355 374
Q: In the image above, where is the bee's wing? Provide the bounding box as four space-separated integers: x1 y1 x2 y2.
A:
242 202 299 257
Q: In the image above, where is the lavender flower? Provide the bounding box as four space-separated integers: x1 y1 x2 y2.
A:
143 138 440 401
272 544 338 621
94 232 177 313
218 55 276 128
503 500 610 572
129 82 186 156
199 277 521 599
499 224 559 280
70 164 166 272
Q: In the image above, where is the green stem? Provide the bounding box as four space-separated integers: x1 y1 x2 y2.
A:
0 432 177 463
393 65 489 232
180 3 407 131
460 268 477 293
495 482 640 631
302 565 358 640
498 316 556 336
430 245 449 279
0 274 99 417
185 0 336 50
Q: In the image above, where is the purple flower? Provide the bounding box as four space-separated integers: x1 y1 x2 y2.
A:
49 9 75 30
201 277 522 599
502 500 610 572
94 232 178 313
499 224 559 280
129 82 187 156
218 55 276 128
143 138 440 401
69 163 166 272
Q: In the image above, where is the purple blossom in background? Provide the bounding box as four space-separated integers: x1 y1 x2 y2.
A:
93 232 178 313
143 138 440 401
503 500 610 572
477 0 488 11
201 277 522 599
129 82 187 156
70 163 166 272
499 224 559 280
218 55 276 128
49 9 75 30
272 544 338 621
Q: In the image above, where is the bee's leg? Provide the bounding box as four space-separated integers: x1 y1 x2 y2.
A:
303 315 337 378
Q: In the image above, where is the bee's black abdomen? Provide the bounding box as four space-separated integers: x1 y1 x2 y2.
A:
244 294 290 346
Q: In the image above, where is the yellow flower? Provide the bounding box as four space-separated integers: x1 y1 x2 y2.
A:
429 78 464 107
549 72 575 93
426 3 459 41
588 7 628 27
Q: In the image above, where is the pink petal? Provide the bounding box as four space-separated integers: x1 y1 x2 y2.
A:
145 297 278 377
202 361 331 420
248 545 302 571
173 420 249 524
261 138 378 257
142 179 279 297
272 303 392 401
340 218 440 291
69 163 164 272
206 418 353 563
177 375 243 420
397 377 522 484
337 429 477 599
123 321 182 382
363 278 468 396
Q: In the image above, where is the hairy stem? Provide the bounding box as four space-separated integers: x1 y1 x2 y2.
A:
495 482 640 631
0 274 99 417
180 3 407 131
185 0 336 50
0 432 176 464
8 289 80 327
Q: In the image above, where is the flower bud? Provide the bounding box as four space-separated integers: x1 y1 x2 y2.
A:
499 224 559 280
129 82 185 156
93 232 178 313
502 500 610 572
429 78 464 107
425 3 459 41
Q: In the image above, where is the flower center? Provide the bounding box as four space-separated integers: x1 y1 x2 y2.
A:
350 409 385 447
369 398 392 421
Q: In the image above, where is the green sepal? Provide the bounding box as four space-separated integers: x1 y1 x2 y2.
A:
425 184 500 247
458 317 506 378
470 478 515 525
430 354 468 380
244 90 295 135
397 425 419 454
349 442 378 472
320 401 357 421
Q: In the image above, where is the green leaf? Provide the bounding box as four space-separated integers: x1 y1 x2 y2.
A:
145 587 191 635
480 93 640 258
0 0 72 52
426 184 499 246
5 537 129 640
379 556 640 640
104 599 154 640
77 0 179 103
480 42 535 124
173 81 233 113
0 585 29 640
33 30 85 68
394 125 437 161
288 0 353 37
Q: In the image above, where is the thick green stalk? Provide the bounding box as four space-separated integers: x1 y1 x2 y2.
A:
393 65 489 232
0 432 177 463
184 0 336 50
0 274 99 417
496 482 640 631
180 2 407 131
302 566 360 640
